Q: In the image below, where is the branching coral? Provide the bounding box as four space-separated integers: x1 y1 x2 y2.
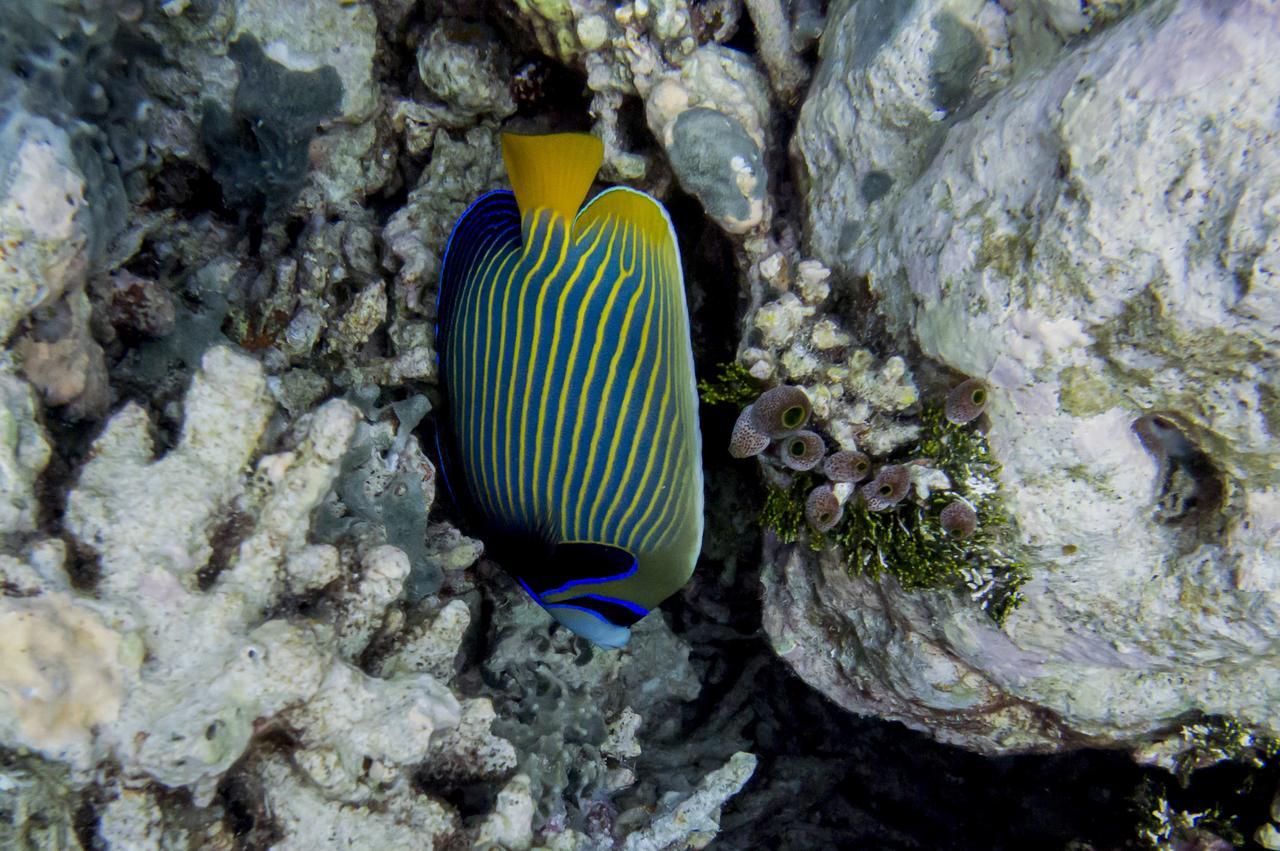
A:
0 348 525 846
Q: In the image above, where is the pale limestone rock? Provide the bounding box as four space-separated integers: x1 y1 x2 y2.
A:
334 544 411 659
15 289 109 417
474 773 535 851
256 752 459 850
0 116 88 342
426 698 519 786
602 707 643 760
66 346 273 586
0 592 127 768
777 0 1280 753
282 660 461 801
97 787 166 851
379 599 472 682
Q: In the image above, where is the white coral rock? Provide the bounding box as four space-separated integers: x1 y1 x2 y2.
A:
776 0 1280 753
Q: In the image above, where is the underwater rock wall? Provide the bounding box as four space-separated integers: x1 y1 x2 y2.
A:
774 0 1280 753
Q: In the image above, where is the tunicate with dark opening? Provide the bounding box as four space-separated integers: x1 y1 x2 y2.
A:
729 404 770 458
939 500 977 539
806 484 843 532
860 464 910 511
945 377 989 424
824 450 871 483
750 385 811 437
779 430 825 471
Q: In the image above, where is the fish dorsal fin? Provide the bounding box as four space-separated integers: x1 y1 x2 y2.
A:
573 186 678 263
501 132 604 228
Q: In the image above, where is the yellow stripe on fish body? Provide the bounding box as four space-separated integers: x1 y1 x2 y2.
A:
435 132 704 647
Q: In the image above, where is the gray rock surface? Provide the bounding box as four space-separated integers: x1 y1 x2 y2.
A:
0 373 50 538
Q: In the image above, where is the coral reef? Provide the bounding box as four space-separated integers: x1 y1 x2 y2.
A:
3 351 458 797
3 0 1276 846
502 0 779 231
0 3 764 845
1 345 752 847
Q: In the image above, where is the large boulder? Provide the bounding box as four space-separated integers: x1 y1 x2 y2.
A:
777 0 1280 753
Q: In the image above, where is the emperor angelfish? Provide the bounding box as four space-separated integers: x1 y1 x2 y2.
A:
435 132 704 648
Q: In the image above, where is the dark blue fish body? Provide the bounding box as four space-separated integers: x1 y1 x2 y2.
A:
436 132 703 647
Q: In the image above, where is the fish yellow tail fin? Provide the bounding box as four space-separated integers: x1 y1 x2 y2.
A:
501 132 604 225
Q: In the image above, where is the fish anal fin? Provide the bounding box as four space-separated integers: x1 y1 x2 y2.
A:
501 132 604 226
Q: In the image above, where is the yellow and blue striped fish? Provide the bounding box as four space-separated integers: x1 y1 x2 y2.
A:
435 132 704 648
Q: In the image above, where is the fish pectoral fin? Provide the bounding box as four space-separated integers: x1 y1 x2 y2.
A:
501 132 603 226
573 186 678 258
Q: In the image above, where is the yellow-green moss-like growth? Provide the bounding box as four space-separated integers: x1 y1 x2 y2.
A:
1173 717 1280 785
1132 776 1243 849
1133 717 1279 849
758 402 1028 625
698 361 761 407
759 473 817 544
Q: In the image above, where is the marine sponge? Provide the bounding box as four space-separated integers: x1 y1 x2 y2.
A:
779 430 824 471
823 450 871 483
945 378 990 424
729 405 771 458
860 464 910 511
751 385 811 436
201 35 343 217
666 107 767 234
805 484 842 532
